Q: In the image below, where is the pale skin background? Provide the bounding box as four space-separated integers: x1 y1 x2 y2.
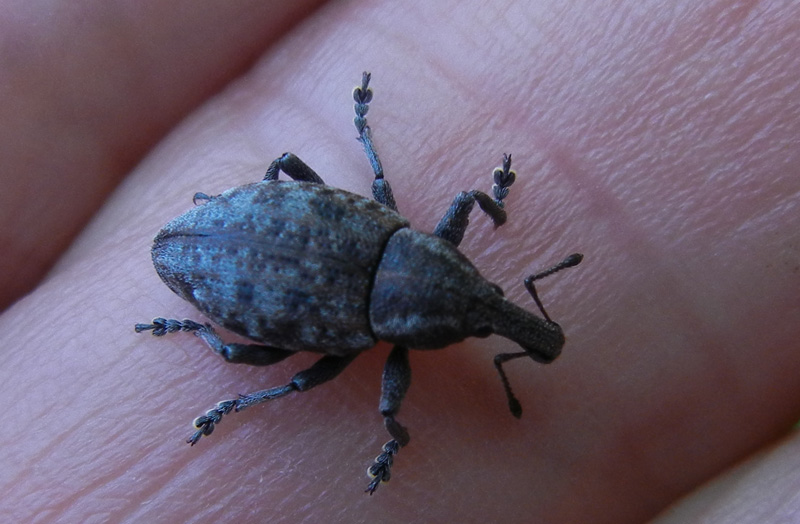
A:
1 1 799 522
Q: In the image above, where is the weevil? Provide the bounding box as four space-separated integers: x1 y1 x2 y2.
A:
136 72 582 494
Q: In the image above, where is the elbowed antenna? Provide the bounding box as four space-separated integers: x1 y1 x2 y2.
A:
492 253 583 417
525 253 583 322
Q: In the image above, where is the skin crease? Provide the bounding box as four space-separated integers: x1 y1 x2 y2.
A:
0 1 326 310
0 0 799 522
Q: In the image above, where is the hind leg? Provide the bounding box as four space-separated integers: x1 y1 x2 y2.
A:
135 318 358 444
135 318 296 366
192 151 326 206
353 71 398 211
263 152 325 184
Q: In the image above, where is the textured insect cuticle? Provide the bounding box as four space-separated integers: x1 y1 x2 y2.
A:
217 400 235 412
137 72 581 496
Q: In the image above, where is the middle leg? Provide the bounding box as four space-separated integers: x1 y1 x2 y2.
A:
353 71 398 211
365 344 412 494
188 352 358 445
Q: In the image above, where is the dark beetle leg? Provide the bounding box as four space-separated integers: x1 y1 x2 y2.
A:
135 318 296 366
264 152 325 184
366 345 411 494
353 72 398 212
192 192 213 205
188 353 358 445
202 150 328 203
433 154 516 246
353 73 407 493
136 318 357 444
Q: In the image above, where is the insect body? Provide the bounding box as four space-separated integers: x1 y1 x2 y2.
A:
136 73 582 494
151 181 408 355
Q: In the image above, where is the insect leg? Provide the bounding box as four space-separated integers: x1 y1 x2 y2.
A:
433 154 516 246
353 72 398 211
187 353 358 445
366 344 411 494
264 152 325 184
135 318 296 366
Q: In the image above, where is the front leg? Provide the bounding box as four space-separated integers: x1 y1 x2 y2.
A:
433 154 516 246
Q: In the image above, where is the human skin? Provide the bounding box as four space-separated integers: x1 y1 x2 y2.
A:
0 1 325 310
1 1 799 523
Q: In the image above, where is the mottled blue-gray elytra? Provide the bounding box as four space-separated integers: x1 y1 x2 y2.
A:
136 72 582 494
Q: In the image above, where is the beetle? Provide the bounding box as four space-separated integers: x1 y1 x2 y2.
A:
136 72 582 494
